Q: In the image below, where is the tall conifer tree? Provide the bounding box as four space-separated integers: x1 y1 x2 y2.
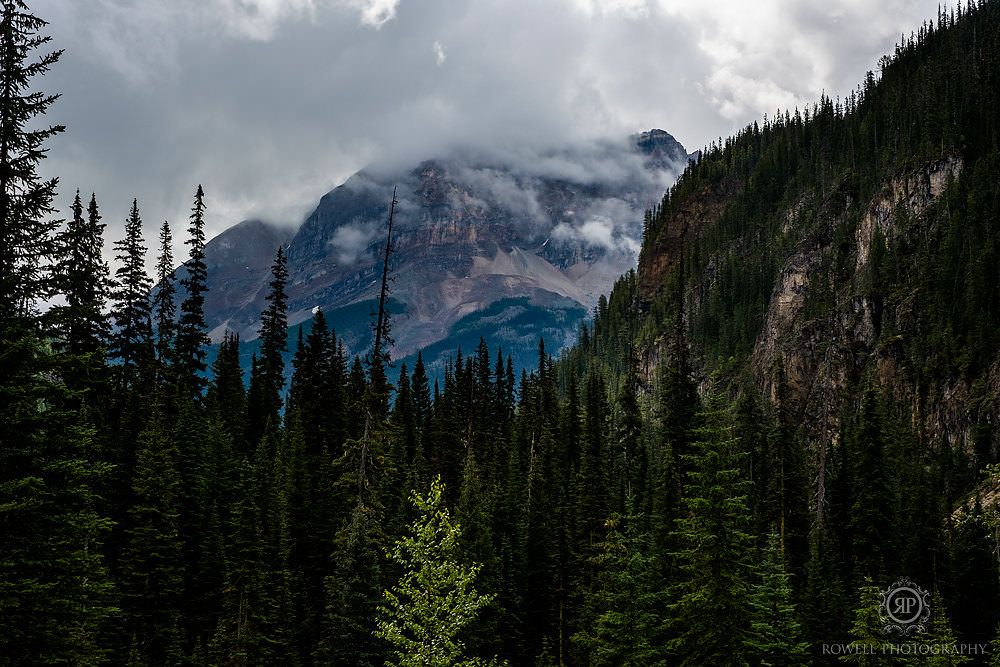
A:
109 199 153 389
52 190 110 394
258 244 289 419
0 3 117 661
667 393 753 666
152 219 177 387
176 184 209 395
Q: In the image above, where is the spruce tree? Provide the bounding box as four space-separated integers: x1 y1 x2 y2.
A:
320 503 387 667
768 357 810 580
176 184 209 396
666 392 753 666
746 532 809 666
152 219 177 387
258 244 289 419
0 0 63 320
576 366 609 553
614 350 646 511
411 351 432 436
909 589 970 667
950 499 1000 645
119 408 185 664
847 388 897 580
376 476 504 667
109 199 153 389
211 456 275 663
572 513 660 667
840 578 902 666
0 4 118 660
205 330 244 446
107 199 155 550
52 190 110 394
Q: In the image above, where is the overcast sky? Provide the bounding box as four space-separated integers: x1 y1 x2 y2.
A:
33 0 944 252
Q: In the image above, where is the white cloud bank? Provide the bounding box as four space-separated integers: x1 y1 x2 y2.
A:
34 0 945 260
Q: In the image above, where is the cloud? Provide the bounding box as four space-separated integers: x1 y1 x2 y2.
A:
33 0 946 269
433 40 447 66
552 215 641 256
329 221 380 264
342 0 400 27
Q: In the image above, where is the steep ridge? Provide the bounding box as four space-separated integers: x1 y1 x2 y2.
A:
563 0 1000 500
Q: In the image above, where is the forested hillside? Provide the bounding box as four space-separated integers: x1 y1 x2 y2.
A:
2 0 1000 665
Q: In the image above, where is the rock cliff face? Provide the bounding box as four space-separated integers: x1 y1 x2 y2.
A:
634 152 991 456
747 155 978 452
636 177 741 308
202 130 689 365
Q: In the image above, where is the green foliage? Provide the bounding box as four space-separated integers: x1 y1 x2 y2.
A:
746 532 809 666
109 199 153 388
840 578 903 666
120 410 185 663
0 3 119 663
572 513 661 667
376 476 504 667
912 589 971 667
0 0 63 318
176 184 209 395
258 245 289 416
152 219 177 385
667 393 754 666
7 2 1000 663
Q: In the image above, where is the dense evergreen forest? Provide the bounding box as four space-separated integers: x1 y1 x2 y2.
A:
3 0 1000 664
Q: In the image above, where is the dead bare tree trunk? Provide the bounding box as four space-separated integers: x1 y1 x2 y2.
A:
359 187 397 505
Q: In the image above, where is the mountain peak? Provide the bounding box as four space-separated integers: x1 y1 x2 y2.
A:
202 131 688 371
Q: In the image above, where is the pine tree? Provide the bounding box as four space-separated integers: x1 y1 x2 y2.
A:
358 190 397 505
840 578 902 666
572 513 660 667
746 532 809 666
801 526 850 661
950 499 1000 645
205 330 245 446
109 199 153 390
211 455 276 664
649 329 699 570
173 397 229 650
176 184 209 396
119 408 185 664
107 199 156 565
614 350 646 511
52 190 110 394
376 476 504 667
847 388 897 580
576 366 609 553
909 589 970 667
769 357 809 576
258 244 289 420
412 351 432 436
666 392 753 666
320 503 387 667
0 5 118 661
456 450 503 658
0 0 63 321
283 310 349 655
152 219 177 387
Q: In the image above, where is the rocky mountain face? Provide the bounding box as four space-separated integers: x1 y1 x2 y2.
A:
203 219 294 342
203 130 689 370
633 152 989 451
